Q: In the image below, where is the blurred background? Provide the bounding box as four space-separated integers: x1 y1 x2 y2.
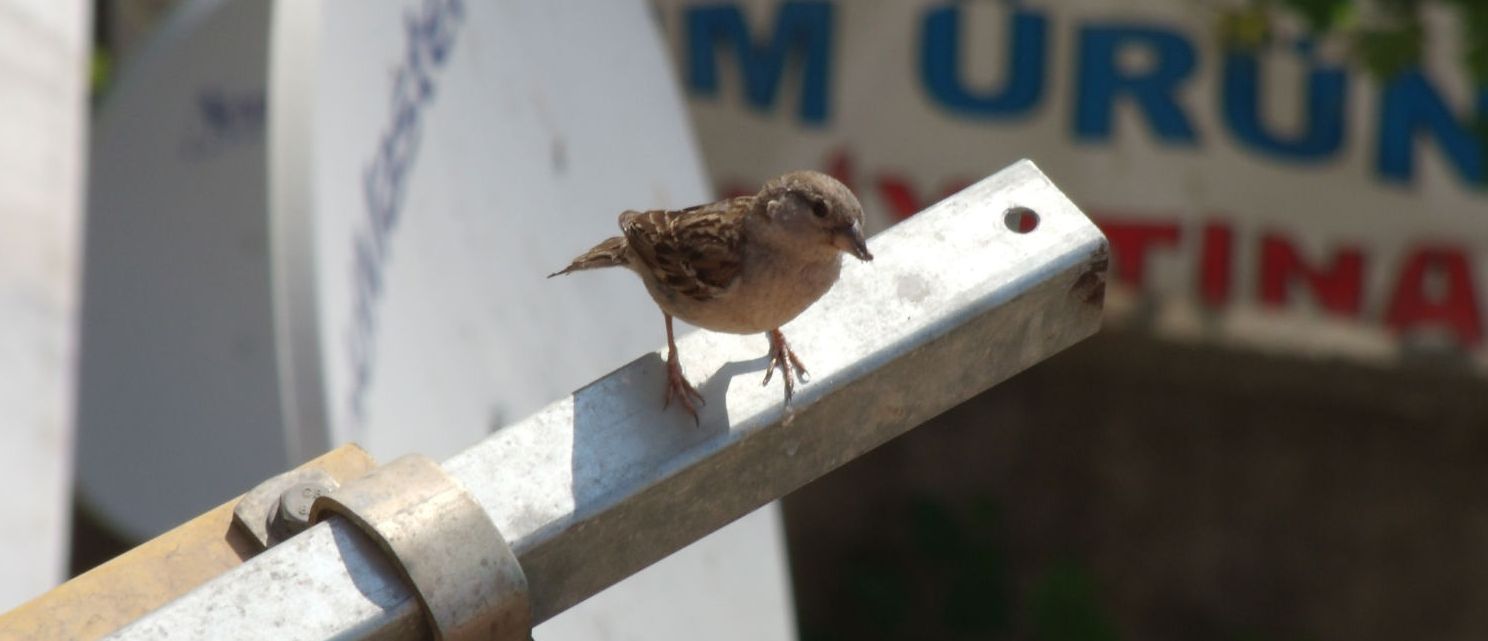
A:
3 0 1487 639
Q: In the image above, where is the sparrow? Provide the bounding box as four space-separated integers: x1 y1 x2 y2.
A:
550 170 873 422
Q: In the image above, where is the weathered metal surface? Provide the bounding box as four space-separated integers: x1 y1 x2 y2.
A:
103 160 1107 640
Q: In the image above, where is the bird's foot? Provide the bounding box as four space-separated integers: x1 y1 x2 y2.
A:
663 353 705 424
762 329 809 405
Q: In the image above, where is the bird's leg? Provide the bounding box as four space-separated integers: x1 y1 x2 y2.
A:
762 328 810 404
662 313 704 422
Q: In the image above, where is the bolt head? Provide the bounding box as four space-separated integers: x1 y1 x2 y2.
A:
275 481 334 533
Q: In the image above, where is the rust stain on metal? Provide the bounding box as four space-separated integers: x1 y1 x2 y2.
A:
1071 243 1109 307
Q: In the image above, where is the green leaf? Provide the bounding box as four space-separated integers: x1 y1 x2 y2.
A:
1359 23 1423 79
1277 0 1350 32
1218 6 1273 51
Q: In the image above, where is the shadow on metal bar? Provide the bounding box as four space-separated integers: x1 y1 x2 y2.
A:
102 160 1108 641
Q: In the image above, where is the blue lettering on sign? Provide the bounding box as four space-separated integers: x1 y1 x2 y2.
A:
921 4 1046 118
1075 25 1199 144
181 87 266 159
669 2 1487 188
1377 70 1487 185
1222 46 1347 161
346 0 464 424
685 1 833 124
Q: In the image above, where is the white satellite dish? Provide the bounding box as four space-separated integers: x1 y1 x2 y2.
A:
77 0 795 637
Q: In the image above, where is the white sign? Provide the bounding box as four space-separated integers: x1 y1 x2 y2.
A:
653 0 1488 368
0 0 90 611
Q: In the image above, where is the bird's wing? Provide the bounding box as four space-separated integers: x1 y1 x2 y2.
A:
619 196 752 302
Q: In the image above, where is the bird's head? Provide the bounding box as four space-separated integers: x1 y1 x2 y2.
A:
758 171 873 262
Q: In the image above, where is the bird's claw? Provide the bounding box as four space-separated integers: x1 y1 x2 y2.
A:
763 330 809 405
664 354 705 424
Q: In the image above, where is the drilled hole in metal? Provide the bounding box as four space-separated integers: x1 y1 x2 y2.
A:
1004 206 1039 233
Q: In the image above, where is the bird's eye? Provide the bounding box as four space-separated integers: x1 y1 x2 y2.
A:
810 200 829 218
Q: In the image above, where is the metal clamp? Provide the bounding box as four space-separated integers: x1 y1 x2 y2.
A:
310 454 530 641
234 468 341 549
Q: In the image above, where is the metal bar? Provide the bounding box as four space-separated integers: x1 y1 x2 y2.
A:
105 160 1107 640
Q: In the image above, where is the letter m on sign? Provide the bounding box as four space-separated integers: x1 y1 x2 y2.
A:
685 1 833 124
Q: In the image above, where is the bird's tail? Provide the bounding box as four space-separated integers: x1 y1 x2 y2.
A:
548 236 629 277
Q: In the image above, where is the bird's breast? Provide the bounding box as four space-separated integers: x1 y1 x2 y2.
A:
657 253 841 335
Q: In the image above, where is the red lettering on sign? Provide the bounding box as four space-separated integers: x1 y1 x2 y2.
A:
1384 246 1483 346
876 175 922 220
875 175 972 221
719 183 753 199
1096 219 1181 287
723 149 1487 353
1258 234 1365 316
1198 222 1233 306
826 148 856 192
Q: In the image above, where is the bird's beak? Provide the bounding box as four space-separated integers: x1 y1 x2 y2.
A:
834 222 873 261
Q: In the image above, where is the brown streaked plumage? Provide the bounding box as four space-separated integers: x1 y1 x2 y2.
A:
550 171 872 422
